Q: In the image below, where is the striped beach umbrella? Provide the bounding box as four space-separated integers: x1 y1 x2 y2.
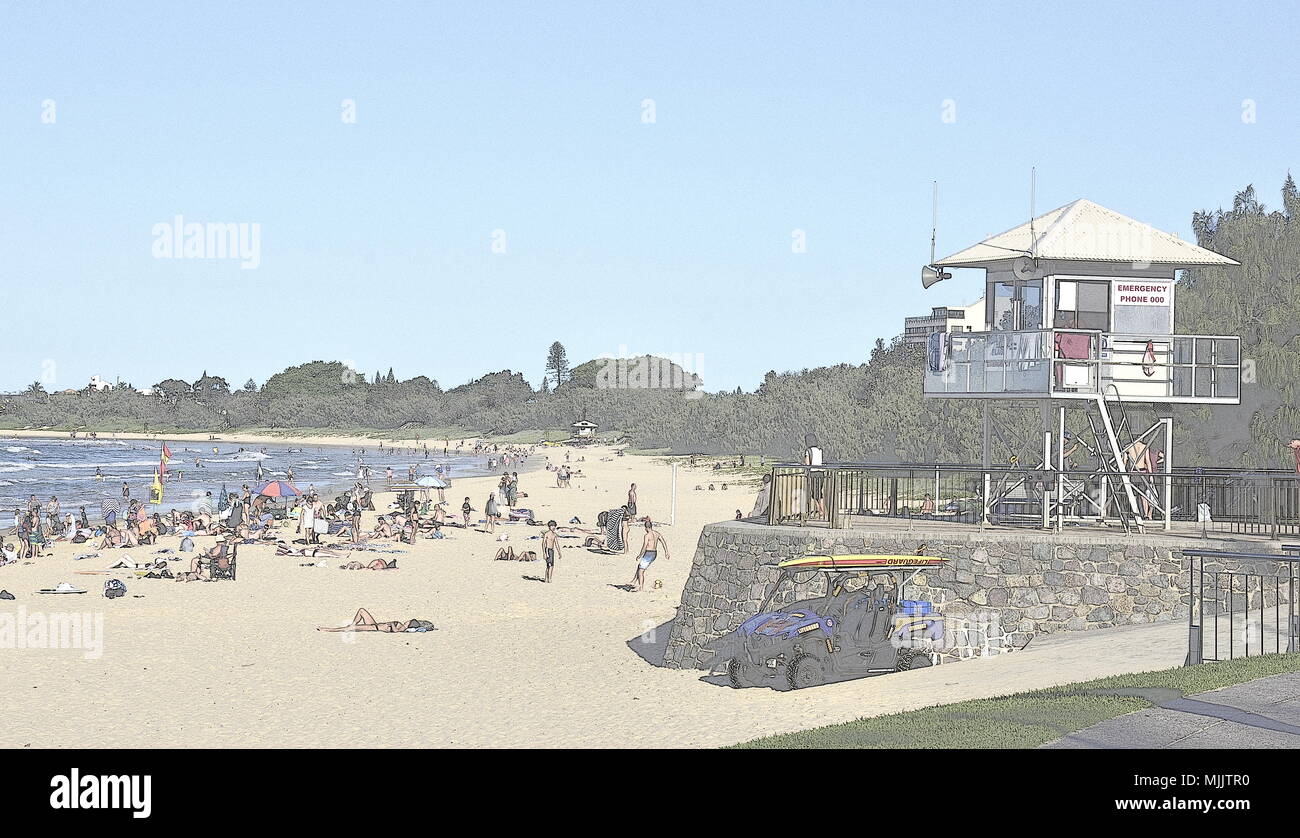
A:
256 480 301 498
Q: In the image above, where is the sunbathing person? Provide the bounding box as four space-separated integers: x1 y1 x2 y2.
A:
174 555 207 582
339 558 397 570
316 608 434 633
276 542 346 558
97 525 124 550
175 535 239 581
371 517 395 539
399 516 419 544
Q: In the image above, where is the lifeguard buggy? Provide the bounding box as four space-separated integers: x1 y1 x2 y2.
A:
706 555 948 690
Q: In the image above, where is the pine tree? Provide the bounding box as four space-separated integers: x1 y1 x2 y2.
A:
545 342 570 387
1283 172 1299 219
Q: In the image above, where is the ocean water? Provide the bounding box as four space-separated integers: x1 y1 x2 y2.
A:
0 436 496 519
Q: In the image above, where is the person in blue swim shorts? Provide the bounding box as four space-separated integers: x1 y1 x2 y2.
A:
629 519 669 592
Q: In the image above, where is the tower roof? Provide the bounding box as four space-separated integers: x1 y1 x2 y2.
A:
937 199 1239 268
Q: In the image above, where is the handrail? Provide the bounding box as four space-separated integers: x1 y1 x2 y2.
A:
768 461 1300 477
1181 548 1300 562
767 462 1300 534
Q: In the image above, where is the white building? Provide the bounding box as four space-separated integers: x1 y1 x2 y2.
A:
88 375 114 392
903 298 985 345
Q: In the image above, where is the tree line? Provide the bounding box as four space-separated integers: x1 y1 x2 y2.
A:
2 180 1295 466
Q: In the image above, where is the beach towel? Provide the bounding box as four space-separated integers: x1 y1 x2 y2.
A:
1054 331 1092 360
39 582 87 595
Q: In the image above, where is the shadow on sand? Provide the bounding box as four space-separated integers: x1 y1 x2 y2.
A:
625 618 674 667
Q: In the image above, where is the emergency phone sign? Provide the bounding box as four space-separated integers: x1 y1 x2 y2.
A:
1114 281 1170 306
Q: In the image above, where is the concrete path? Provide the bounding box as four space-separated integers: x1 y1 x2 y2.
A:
1044 671 1300 748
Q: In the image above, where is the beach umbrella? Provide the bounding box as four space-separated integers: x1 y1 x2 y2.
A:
416 475 448 489
256 480 301 498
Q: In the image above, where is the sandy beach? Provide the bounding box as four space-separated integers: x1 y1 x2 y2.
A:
0 443 1190 749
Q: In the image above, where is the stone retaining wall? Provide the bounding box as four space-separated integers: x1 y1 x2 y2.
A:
663 520 1286 669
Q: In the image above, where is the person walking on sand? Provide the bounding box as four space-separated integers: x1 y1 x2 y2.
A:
630 520 669 592
542 520 560 583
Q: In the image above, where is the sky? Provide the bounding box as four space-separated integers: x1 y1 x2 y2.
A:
1 1 1296 394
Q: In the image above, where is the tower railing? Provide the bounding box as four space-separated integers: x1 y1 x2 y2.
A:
767 462 1300 537
923 329 1240 404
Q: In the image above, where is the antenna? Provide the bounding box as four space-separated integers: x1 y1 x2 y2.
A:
930 181 939 265
1028 167 1037 259
920 180 952 289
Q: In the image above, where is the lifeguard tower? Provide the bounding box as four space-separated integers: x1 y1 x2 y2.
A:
570 419 598 442
921 199 1241 532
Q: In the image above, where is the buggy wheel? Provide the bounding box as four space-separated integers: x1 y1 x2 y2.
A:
787 653 825 690
896 648 932 671
726 657 755 689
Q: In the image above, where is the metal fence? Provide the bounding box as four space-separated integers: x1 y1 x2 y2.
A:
1185 548 1300 665
768 462 1300 536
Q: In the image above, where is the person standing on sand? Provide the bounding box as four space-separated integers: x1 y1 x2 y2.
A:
348 497 362 544
630 520 669 592
627 483 637 517
484 492 499 533
542 520 559 583
302 495 316 544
